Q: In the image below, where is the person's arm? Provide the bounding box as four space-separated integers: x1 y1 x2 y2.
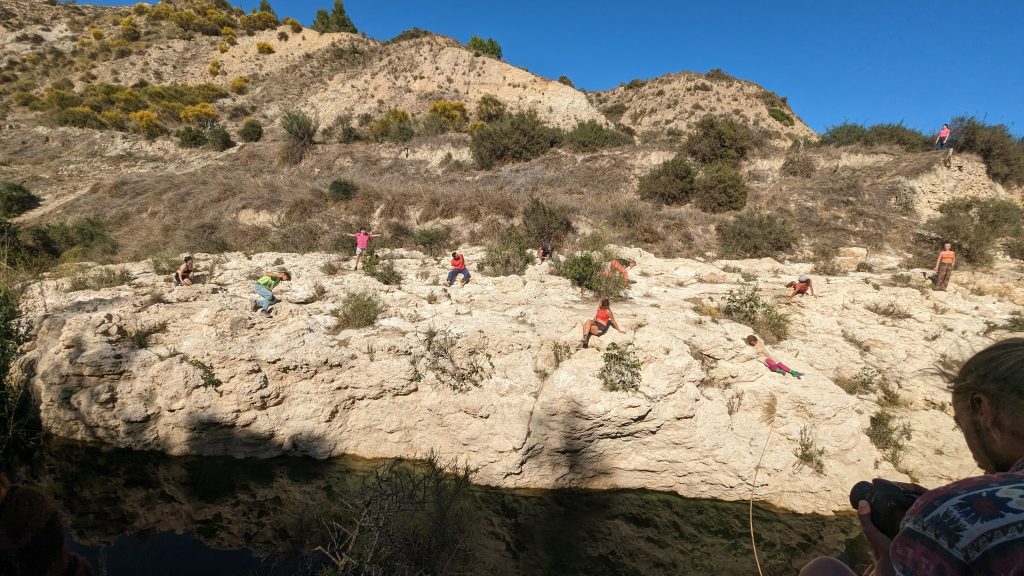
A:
344 232 356 238
934 253 942 272
787 288 797 301
950 253 955 269
809 280 817 298
370 233 382 238
608 311 624 333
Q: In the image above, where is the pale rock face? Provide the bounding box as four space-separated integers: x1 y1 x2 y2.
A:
16 248 1024 514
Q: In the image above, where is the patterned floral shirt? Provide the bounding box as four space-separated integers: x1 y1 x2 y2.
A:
891 458 1024 575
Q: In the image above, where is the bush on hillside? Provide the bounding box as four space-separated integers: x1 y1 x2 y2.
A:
207 125 235 151
333 291 381 329
387 27 432 43
280 108 319 145
950 116 1024 187
312 0 358 34
599 343 641 392
129 110 163 139
558 252 626 298
414 227 447 256
563 120 633 151
475 94 506 123
0 182 40 218
466 35 502 59
781 153 817 177
522 196 574 245
722 285 790 343
819 122 930 151
484 226 534 276
717 210 798 258
370 109 415 143
924 198 1023 265
470 111 562 169
428 100 468 132
176 126 207 148
636 154 696 205
229 76 249 94
255 42 275 55
684 115 754 166
53 106 106 129
767 107 795 127
329 178 358 201
694 162 748 213
238 117 263 142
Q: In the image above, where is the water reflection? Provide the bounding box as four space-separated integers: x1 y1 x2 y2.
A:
16 441 864 575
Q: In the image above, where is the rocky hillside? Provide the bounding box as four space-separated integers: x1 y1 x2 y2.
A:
16 247 1024 514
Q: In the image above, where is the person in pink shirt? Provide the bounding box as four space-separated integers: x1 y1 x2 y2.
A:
344 227 381 270
935 123 951 149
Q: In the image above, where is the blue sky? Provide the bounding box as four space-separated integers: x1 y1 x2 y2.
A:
89 1 1023 136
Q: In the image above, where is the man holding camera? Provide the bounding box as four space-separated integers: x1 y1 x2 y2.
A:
802 338 1024 576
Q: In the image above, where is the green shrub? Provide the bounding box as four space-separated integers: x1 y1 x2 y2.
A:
207 124 235 151
925 198 1023 265
466 35 502 59
0 286 40 466
53 106 106 129
950 116 1024 186
819 122 930 151
369 109 414 143
521 196 574 245
329 178 358 201
558 252 626 298
475 94 506 123
362 254 402 285
189 359 222 388
694 161 747 213
716 210 798 258
793 425 825 474
1005 237 1024 261
470 111 561 169
238 117 263 142
599 343 642 392
312 0 358 33
684 115 753 166
722 285 789 343
149 253 178 275
414 227 447 256
0 182 40 218
636 154 696 205
428 100 468 132
767 108 795 127
602 103 627 123
865 301 912 320
280 107 319 145
334 291 382 329
563 120 632 151
818 123 867 147
176 125 207 148
66 266 133 292
387 27 431 43
484 226 534 276
866 409 912 467
255 42 275 54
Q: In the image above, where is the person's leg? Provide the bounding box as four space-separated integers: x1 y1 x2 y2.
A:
579 321 594 348
446 270 458 285
798 556 857 576
254 285 273 311
936 264 951 290
354 249 362 270
460 269 471 282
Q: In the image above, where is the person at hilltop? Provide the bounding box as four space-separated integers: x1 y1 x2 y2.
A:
785 275 816 302
745 335 803 378
577 298 625 349
447 251 470 287
344 227 381 271
173 255 195 287
932 242 956 291
538 242 553 263
800 338 1024 576
608 257 636 284
251 269 290 317
935 123 951 150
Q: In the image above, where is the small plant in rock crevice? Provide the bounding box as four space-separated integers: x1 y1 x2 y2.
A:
419 328 492 392
866 409 912 467
333 291 383 329
793 425 826 474
599 342 641 392
190 359 221 388
552 341 574 367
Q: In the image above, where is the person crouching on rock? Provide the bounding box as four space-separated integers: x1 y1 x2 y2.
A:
578 298 625 349
251 269 290 317
447 252 470 286
786 275 816 302
174 255 195 287
745 335 803 378
608 257 637 284
538 242 552 263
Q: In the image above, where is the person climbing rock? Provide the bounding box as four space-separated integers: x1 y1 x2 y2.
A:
608 257 636 284
933 242 956 291
345 227 381 270
447 251 470 286
251 269 290 317
786 275 816 302
745 335 803 378
935 123 951 150
173 255 195 287
538 242 552 263
577 298 624 349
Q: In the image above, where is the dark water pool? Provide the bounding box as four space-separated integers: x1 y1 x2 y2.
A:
12 441 866 575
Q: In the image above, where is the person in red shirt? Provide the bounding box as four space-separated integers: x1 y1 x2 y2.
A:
446 251 470 286
786 275 817 302
933 242 956 291
608 258 636 283
935 123 951 150
577 298 625 349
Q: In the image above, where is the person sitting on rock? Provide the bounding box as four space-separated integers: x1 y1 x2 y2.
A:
745 335 803 378
786 275 816 301
447 252 470 286
538 242 552 263
799 338 1024 576
251 269 290 317
578 298 625 349
608 257 636 284
173 255 195 287
345 227 381 271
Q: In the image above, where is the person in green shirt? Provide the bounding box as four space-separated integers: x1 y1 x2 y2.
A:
251 269 291 316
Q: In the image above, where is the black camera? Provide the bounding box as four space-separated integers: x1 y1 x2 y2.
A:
849 479 921 539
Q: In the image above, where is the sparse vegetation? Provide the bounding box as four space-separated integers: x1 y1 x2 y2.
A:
722 286 789 343
818 122 930 151
66 267 133 292
598 342 641 392
793 426 826 474
329 179 358 202
866 409 912 467
255 42 275 55
470 111 561 169
684 115 754 166
716 210 798 258
0 182 41 218
484 227 534 276
552 341 573 367
767 108 795 127
420 328 492 392
333 291 383 329
238 117 263 142
563 120 632 151
362 254 402 286
781 153 816 178
637 154 696 205
190 359 221 388
865 300 913 320
280 107 320 163
949 116 1024 187
558 252 626 298
413 227 447 256
923 198 1023 266
370 108 415 143
126 321 167 349
521 196 574 245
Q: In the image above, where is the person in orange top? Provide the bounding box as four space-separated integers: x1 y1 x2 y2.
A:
577 298 625 349
446 251 471 286
933 242 956 291
608 258 636 283
785 275 817 302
